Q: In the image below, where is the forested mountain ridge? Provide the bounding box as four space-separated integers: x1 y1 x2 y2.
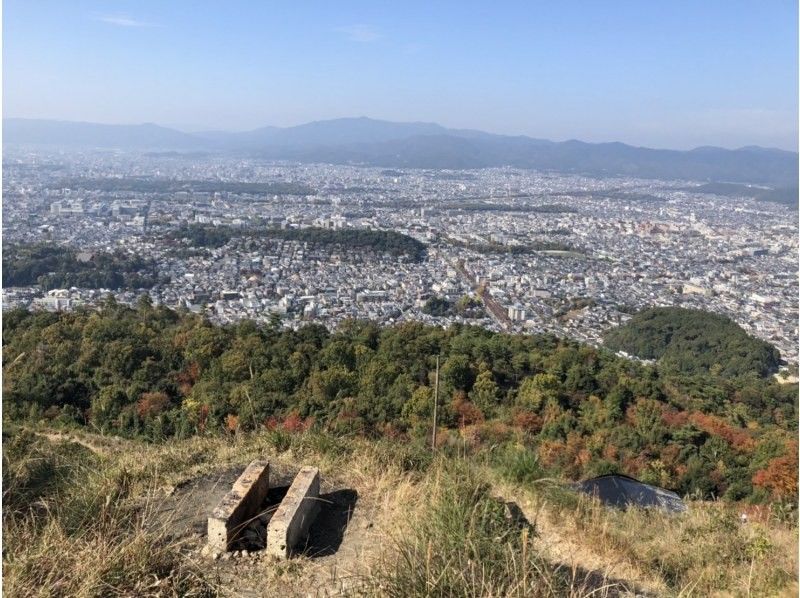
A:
3 302 796 504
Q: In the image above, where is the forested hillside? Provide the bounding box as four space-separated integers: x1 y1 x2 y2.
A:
169 225 427 261
2 243 165 290
3 302 796 504
603 307 781 378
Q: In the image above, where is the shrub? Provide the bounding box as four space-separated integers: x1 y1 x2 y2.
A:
493 444 544 485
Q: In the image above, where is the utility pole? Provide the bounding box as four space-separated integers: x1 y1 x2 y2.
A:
432 355 439 451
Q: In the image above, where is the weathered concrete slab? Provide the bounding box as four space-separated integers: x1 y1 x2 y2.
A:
266 466 321 558
207 460 269 552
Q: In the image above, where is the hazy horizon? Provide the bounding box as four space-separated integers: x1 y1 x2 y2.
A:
3 1 799 150
4 114 800 154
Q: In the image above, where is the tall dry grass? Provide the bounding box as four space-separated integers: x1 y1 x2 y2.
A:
510 472 798 597
2 428 215 597
4 425 797 597
361 460 636 597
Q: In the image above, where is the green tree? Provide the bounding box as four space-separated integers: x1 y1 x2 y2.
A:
469 365 500 416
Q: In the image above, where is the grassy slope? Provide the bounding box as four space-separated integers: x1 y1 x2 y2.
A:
3 424 797 597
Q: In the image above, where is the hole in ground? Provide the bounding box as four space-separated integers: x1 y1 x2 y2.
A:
228 487 359 558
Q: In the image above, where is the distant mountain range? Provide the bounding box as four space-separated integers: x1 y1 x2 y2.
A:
4 117 798 188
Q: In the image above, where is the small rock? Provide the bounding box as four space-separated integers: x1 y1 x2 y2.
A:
212 552 220 561
242 549 249 558
221 552 231 561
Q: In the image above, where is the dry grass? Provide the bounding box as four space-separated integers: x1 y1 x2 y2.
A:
2 428 216 597
4 425 797 597
492 474 798 597
360 460 640 597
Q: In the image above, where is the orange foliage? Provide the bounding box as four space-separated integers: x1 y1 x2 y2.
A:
689 412 756 452
459 422 512 448
177 362 200 396
282 411 313 433
136 392 170 419
433 427 452 448
459 424 482 448
452 395 484 428
564 432 589 475
577 449 591 468
602 444 619 461
538 439 566 468
225 414 239 433
622 454 646 477
659 443 682 470
511 409 542 433
661 408 690 428
752 441 798 499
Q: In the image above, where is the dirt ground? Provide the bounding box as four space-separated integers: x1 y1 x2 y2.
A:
149 461 382 597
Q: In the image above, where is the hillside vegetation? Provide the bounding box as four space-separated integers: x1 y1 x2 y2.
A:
603 307 781 378
3 303 796 504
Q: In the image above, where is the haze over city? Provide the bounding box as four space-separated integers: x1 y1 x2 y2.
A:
3 0 798 149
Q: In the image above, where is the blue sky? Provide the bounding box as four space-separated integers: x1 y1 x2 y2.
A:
3 1 798 149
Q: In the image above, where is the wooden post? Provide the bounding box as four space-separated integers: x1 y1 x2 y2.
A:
432 355 439 451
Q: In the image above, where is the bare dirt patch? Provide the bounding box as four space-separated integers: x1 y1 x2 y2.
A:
147 461 379 597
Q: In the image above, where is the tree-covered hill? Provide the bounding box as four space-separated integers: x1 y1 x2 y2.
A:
169 224 427 261
3 303 796 503
2 243 166 290
603 307 781 378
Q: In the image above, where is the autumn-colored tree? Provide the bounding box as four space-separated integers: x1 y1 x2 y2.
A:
511 408 542 433
752 441 798 499
626 398 667 446
176 361 200 396
689 412 756 452
225 413 239 433
661 407 690 428
452 392 484 428
538 439 566 468
563 431 590 477
136 392 170 419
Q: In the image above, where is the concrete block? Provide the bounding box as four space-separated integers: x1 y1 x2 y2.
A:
207 460 269 552
266 466 320 558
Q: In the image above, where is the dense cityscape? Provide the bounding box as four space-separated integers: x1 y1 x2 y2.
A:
3 148 797 367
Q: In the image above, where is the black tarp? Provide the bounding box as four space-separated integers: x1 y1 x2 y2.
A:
575 474 687 513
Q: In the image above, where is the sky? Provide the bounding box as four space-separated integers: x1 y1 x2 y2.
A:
2 1 798 150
